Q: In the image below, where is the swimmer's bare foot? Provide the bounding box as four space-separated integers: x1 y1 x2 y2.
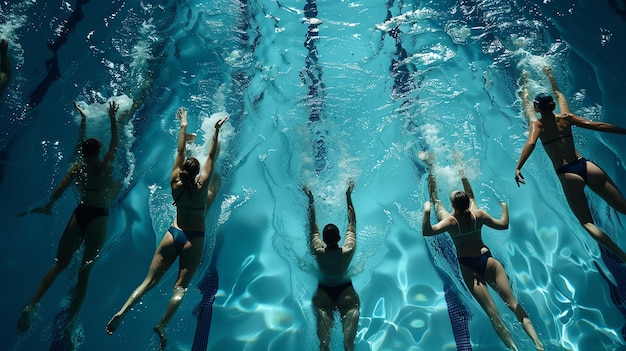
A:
105 313 123 335
16 305 34 334
154 325 167 350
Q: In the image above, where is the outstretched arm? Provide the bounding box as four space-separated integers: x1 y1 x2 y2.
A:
515 121 542 186
427 173 449 220
420 152 450 220
73 101 88 144
564 113 626 135
543 66 571 114
102 101 119 165
198 117 228 186
171 108 189 183
519 71 536 123
205 173 222 212
460 177 478 210
304 186 324 254
29 164 80 215
344 180 356 251
422 201 453 236
453 152 477 210
479 203 509 230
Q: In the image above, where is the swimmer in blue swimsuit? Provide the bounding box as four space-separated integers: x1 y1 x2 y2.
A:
304 181 360 351
516 67 626 263
17 101 121 336
106 107 228 351
422 152 544 351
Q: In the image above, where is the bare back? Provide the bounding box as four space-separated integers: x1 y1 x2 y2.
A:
313 230 356 286
448 210 489 257
171 177 209 232
535 114 581 169
75 161 120 208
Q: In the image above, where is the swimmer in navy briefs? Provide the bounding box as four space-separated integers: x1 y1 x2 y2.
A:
303 181 359 351
106 107 227 351
516 67 626 263
17 101 121 335
422 153 544 351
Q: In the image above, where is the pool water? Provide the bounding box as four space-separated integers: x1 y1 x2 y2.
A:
2 0 626 350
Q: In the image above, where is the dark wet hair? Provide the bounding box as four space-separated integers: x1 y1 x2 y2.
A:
451 191 470 212
180 158 200 185
323 224 340 245
533 93 555 112
81 138 101 159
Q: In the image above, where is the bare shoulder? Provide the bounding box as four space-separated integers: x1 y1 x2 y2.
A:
530 119 544 129
472 209 491 221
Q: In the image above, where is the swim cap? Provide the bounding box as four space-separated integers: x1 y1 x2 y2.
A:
323 224 340 244
533 93 554 111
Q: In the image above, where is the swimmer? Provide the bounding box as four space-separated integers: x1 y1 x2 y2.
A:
303 181 360 351
516 67 626 263
106 107 227 351
422 152 544 351
0 39 10 97
17 101 121 335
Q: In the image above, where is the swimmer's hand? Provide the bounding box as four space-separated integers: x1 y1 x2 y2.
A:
303 186 314 203
108 101 119 117
515 169 525 187
423 201 431 212
215 117 229 129
346 179 355 195
73 101 87 118
176 107 187 125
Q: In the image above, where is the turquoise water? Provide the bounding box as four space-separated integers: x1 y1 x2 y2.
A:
2 0 626 350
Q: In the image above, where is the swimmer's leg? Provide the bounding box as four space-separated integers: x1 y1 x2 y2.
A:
154 324 168 351
152 237 202 348
485 259 544 351
153 286 187 350
17 215 82 334
338 286 360 351
560 174 626 263
460 265 518 351
543 66 571 114
313 288 334 351
65 216 108 329
106 234 177 335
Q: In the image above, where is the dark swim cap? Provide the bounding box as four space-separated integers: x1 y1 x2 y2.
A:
323 224 340 244
451 191 470 212
533 93 554 111
81 138 101 159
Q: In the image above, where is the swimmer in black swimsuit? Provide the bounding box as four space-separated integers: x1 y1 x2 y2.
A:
304 181 360 351
422 152 544 351
516 67 626 263
106 107 227 351
17 101 121 335
0 39 10 99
